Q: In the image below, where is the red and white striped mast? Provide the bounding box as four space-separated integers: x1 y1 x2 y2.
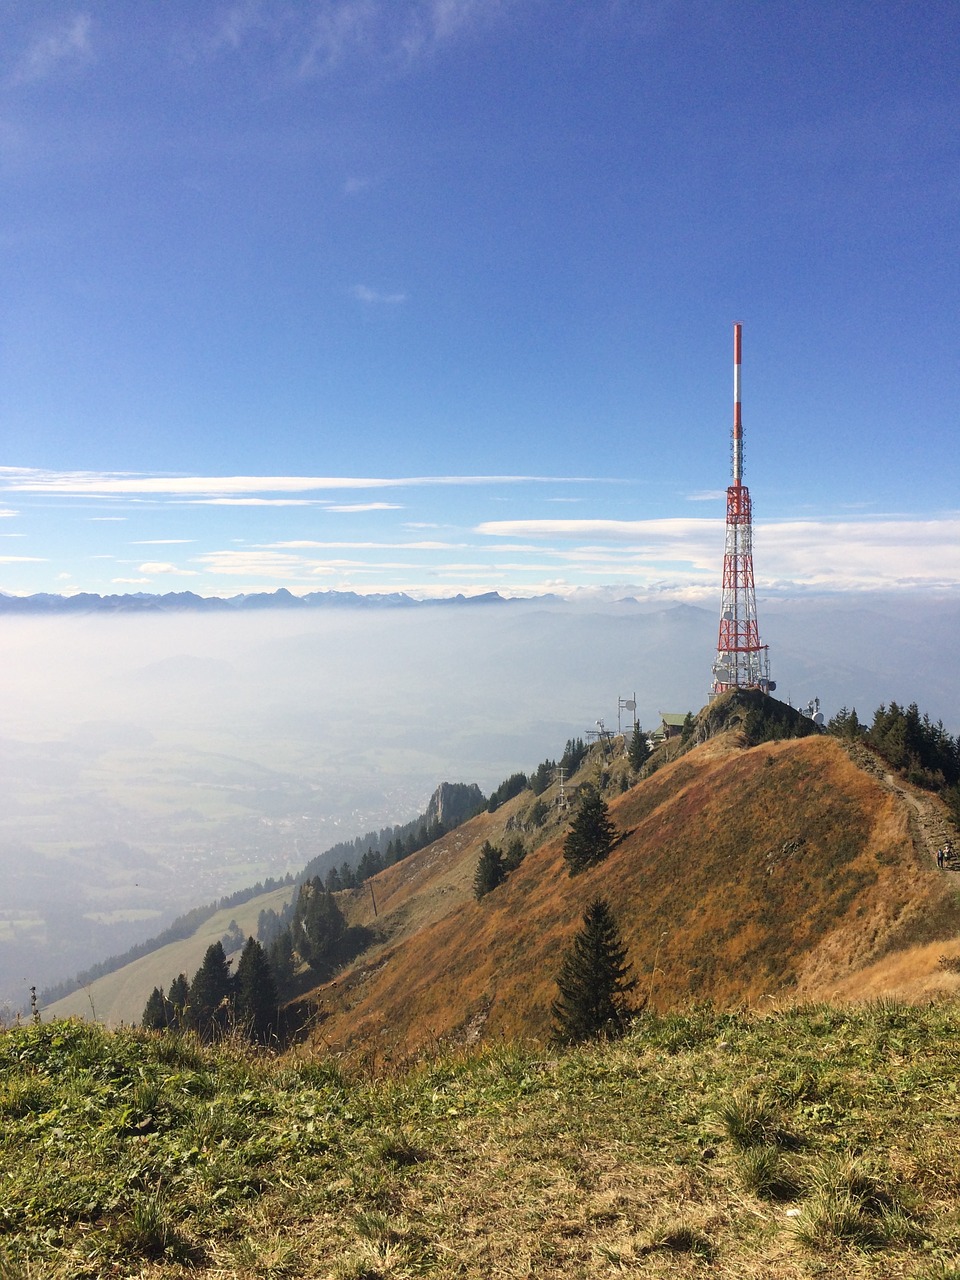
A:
711 323 774 697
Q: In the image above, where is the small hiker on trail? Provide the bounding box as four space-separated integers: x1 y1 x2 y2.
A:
938 846 945 869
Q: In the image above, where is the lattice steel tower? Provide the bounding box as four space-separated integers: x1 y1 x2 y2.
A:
710 323 775 698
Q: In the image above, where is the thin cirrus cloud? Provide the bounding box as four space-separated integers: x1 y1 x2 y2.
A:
325 502 404 513
350 284 407 305
0 468 591 497
138 562 198 575
259 540 466 551
11 12 92 85
293 0 501 78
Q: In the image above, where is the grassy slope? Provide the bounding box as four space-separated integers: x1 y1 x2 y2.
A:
303 732 960 1059
43 885 294 1025
5 1004 960 1278
44 723 960 1044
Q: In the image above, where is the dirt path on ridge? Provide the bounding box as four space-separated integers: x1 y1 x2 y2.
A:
842 741 955 866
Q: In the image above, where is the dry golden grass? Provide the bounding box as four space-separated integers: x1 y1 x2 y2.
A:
301 732 960 1062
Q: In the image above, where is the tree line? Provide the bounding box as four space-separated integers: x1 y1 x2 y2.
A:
143 728 651 1047
40 874 295 1006
142 874 375 1044
829 701 960 824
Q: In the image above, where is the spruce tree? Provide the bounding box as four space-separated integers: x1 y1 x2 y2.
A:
234 937 278 1044
188 942 233 1040
628 723 650 771
293 880 346 972
503 836 527 873
141 985 170 1030
473 841 505 900
563 788 617 875
551 897 636 1045
167 973 190 1026
267 929 295 996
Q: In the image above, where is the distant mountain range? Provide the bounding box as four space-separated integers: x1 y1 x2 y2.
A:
0 588 547 614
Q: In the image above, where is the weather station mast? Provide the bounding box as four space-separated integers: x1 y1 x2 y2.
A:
710 323 775 698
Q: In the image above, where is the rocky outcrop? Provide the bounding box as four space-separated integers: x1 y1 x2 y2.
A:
426 782 484 829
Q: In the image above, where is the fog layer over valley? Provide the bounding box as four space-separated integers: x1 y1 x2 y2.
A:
1 592 957 1010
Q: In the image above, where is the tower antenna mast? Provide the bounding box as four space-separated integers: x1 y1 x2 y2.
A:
711 323 775 698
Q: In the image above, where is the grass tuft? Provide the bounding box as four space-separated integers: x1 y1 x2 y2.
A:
735 1146 801 1201
791 1187 881 1248
646 1217 716 1259
112 1189 198 1263
0 1249 28 1280
369 1131 427 1168
792 1156 924 1251
716 1091 798 1151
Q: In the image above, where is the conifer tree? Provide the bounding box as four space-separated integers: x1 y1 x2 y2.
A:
628 723 650 771
551 897 636 1045
292 879 346 972
267 929 295 996
473 841 505 900
234 937 278 1044
560 737 588 775
188 942 233 1040
167 973 190 1026
563 788 617 876
503 836 526 873
141 985 170 1030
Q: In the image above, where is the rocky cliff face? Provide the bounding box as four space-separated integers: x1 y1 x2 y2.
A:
426 781 484 829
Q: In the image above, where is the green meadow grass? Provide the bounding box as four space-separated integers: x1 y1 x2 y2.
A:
4 1000 960 1277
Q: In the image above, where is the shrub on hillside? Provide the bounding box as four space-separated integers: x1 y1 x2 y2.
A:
474 842 505 900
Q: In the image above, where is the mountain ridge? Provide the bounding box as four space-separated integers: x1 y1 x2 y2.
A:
0 588 559 614
293 716 960 1059
43 695 960 1043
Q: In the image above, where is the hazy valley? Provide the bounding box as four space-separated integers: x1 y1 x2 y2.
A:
3 589 959 1013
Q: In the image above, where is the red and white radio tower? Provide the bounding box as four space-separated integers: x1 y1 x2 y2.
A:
710 323 775 698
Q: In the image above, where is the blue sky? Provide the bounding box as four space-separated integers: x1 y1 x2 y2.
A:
0 1 957 600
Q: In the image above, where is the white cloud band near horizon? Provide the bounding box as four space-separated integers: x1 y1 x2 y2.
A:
1 466 958 597
0 468 598 496
474 516 960 591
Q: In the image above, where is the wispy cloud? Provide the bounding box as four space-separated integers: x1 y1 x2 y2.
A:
476 517 718 541
258 540 466 550
343 175 376 194
475 516 960 592
325 502 404 512
350 284 407 305
131 539 196 545
0 468 591 497
138 562 198 576
12 13 92 85
297 0 506 77
186 498 322 506
195 550 320 578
